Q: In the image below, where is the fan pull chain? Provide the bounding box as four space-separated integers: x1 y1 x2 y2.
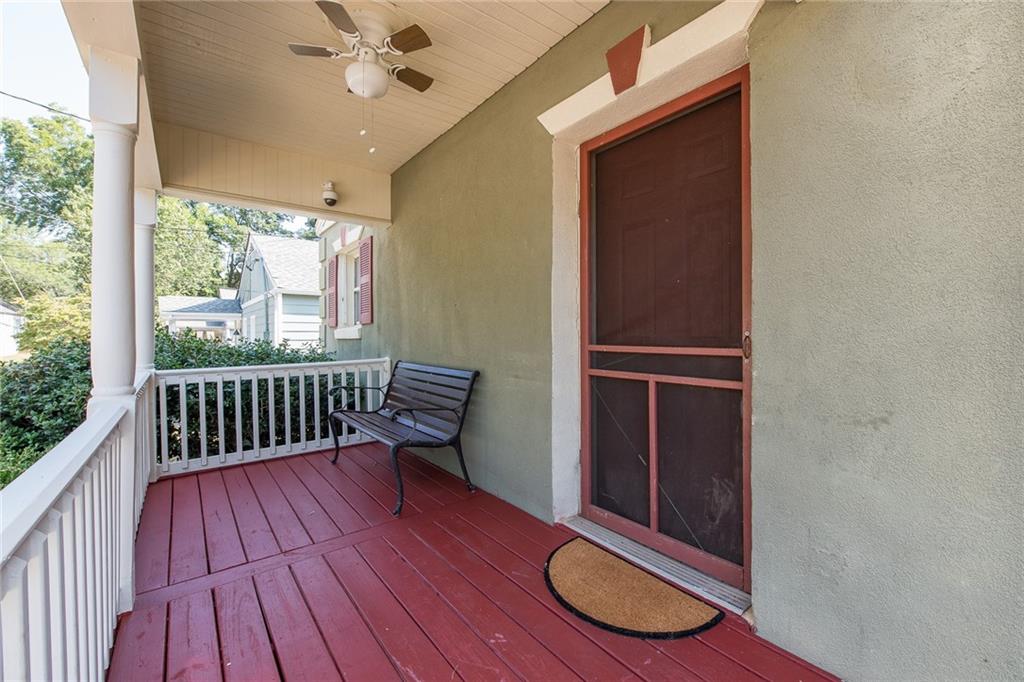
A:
368 99 376 154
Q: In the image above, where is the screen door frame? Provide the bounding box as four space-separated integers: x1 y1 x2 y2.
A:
579 66 752 591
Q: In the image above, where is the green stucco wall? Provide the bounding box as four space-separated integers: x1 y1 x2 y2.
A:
320 2 1023 678
748 3 1024 679
334 2 716 521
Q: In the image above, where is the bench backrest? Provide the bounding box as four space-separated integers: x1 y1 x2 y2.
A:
382 361 479 442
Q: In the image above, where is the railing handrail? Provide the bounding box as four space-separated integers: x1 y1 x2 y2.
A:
154 357 391 378
0 403 126 565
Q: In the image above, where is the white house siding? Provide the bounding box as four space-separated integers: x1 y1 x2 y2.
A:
280 294 319 345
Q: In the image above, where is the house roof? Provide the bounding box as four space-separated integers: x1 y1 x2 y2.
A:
0 299 22 316
158 296 241 317
249 234 319 294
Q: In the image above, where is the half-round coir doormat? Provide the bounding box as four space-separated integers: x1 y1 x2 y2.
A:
544 537 724 639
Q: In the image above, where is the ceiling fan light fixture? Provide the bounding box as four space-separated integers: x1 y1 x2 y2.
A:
345 60 389 99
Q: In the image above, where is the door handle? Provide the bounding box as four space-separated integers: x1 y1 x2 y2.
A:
742 332 752 360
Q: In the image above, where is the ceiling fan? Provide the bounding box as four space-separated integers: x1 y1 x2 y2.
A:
288 0 434 99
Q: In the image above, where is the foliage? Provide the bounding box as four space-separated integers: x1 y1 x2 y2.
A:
0 114 93 236
154 328 331 370
154 197 225 296
15 289 91 352
0 220 76 301
0 331 334 488
0 340 92 478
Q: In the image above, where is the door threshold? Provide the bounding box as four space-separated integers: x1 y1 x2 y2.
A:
559 516 752 615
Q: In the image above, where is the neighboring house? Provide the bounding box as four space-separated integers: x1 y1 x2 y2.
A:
238 233 320 346
157 295 241 341
0 299 24 357
318 222 373 350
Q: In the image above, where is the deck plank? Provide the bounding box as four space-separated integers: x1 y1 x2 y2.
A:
264 459 342 543
285 456 369 533
134 479 172 592
169 476 209 584
324 546 457 681
289 556 402 681
196 472 247 573
329 447 432 513
698 619 835 681
336 447 445 512
253 565 343 681
397 449 475 498
166 590 222 682
244 463 314 551
213 577 280 682
304 453 394 525
386 528 579 681
412 521 637 681
438 514 700 682
356 537 518 681
107 603 167 681
221 467 280 561
348 444 460 506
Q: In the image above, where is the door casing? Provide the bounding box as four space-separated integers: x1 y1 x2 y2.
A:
578 65 752 592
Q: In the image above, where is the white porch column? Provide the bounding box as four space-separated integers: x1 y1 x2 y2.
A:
134 189 157 371
88 47 139 403
88 47 140 614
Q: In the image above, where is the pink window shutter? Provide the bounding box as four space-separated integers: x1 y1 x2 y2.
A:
326 255 338 328
358 237 373 325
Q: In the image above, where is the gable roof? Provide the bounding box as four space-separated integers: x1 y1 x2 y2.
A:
158 296 241 317
248 234 319 294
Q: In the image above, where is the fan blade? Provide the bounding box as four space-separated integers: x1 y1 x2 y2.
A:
395 66 433 92
386 24 431 54
288 43 337 57
315 1 360 37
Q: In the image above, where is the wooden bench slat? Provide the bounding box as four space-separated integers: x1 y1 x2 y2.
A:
394 367 473 391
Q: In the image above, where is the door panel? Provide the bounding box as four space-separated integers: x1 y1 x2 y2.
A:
656 383 743 565
581 69 750 590
593 91 742 349
590 376 650 527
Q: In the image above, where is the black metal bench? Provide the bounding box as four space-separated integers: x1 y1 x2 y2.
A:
328 361 479 515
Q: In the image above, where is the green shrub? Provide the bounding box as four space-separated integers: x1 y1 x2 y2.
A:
0 330 335 488
0 339 92 460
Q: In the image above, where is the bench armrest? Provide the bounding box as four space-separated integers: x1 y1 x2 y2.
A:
329 384 388 414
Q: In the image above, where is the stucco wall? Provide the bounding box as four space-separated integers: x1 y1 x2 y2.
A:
748 3 1024 679
340 2 716 520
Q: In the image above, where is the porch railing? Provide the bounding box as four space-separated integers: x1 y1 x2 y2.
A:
0 390 146 681
0 357 390 679
153 357 390 476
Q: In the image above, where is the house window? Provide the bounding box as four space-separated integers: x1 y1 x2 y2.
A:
331 233 372 339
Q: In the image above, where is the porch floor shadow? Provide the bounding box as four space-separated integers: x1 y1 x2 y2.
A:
109 444 836 681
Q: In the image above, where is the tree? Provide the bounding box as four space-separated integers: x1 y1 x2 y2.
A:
0 219 75 301
154 197 224 296
15 289 91 352
0 114 93 236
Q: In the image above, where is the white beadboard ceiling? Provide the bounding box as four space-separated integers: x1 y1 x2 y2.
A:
135 0 608 174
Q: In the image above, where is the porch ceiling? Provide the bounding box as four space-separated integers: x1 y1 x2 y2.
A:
134 0 607 175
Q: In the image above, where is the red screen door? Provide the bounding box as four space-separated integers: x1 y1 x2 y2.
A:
580 68 751 590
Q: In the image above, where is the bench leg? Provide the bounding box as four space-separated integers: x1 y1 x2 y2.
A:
453 439 476 492
390 445 405 516
329 416 341 464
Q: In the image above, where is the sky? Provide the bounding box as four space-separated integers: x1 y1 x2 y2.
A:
0 1 309 230
0 1 89 122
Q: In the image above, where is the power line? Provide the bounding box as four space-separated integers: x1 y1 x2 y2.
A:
0 90 89 123
0 254 26 299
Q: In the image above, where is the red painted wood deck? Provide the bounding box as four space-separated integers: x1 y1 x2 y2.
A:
109 444 835 681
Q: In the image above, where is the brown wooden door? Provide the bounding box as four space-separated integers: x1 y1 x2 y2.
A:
580 68 751 590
